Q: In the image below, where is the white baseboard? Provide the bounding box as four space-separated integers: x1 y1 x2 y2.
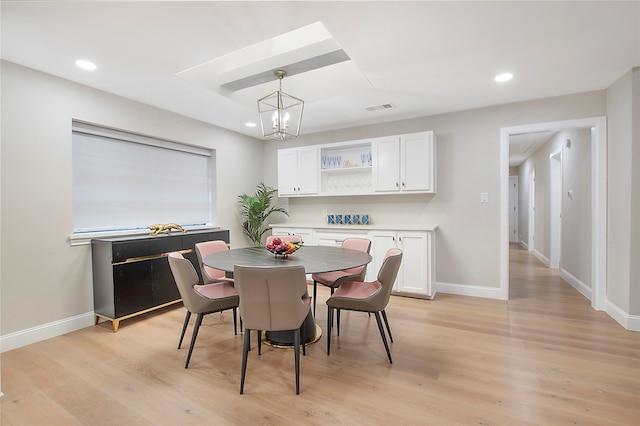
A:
605 300 640 331
560 268 592 300
532 249 550 267
436 281 504 300
0 312 95 353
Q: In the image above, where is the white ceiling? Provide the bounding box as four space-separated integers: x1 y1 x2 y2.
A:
509 130 557 167
2 1 638 152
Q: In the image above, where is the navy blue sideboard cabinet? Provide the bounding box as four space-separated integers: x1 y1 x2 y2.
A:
91 229 230 331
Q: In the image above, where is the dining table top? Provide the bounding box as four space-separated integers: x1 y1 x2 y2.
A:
203 245 372 275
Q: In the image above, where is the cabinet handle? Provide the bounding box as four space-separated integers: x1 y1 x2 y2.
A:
395 182 399 187
297 187 301 191
402 182 405 187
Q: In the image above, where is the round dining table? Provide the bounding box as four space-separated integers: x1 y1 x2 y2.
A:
203 245 372 346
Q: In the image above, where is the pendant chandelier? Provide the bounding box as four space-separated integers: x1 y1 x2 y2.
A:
257 70 304 141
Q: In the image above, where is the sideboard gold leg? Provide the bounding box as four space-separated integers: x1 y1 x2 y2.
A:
112 320 120 333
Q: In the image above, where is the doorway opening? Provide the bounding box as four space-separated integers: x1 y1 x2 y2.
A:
500 117 607 311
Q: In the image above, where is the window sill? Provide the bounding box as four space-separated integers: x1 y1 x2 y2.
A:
69 225 221 246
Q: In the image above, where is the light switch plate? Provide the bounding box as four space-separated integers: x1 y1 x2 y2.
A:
480 192 489 203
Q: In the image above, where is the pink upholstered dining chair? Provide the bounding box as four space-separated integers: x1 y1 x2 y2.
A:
325 248 402 364
234 265 311 395
195 240 234 284
311 238 371 316
167 252 239 368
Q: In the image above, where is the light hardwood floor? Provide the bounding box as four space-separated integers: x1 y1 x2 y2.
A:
2 245 639 425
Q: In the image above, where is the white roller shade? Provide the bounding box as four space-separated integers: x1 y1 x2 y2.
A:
72 123 212 234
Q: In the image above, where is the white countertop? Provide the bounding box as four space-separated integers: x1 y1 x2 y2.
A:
269 223 438 232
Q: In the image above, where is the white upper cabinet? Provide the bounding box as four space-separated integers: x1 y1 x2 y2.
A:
371 136 401 192
373 131 435 193
276 131 435 197
277 146 319 196
402 131 435 192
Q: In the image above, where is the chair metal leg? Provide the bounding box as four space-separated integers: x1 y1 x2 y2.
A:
374 311 393 364
257 330 262 355
381 309 393 342
185 313 204 368
294 328 301 394
232 308 238 335
327 306 333 356
313 280 318 317
240 329 251 394
301 322 306 356
178 311 191 349
336 309 341 336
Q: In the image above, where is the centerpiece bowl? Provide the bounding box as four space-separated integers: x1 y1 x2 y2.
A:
264 238 302 258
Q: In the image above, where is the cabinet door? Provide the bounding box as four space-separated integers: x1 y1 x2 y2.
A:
113 262 153 317
370 231 398 288
396 232 429 296
297 147 319 195
278 149 299 195
372 137 401 192
401 131 434 192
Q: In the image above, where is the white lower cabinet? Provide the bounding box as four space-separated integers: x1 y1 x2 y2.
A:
268 224 437 298
370 231 435 298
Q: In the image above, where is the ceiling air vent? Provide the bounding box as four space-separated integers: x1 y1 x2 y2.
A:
365 103 395 112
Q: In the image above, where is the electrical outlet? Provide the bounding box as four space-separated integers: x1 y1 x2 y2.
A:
480 192 489 203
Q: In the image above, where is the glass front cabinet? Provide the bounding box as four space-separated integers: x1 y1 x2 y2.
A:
277 131 435 197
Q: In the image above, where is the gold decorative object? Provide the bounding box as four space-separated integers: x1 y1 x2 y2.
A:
149 223 186 236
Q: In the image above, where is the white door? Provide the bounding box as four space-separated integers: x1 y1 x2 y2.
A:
528 169 536 252
508 176 518 243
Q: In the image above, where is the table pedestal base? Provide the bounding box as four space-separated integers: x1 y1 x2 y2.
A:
264 311 322 347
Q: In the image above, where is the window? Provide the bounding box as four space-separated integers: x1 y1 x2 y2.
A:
72 122 214 238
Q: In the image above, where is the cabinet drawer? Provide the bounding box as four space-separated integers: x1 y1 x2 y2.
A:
315 231 370 247
112 237 182 263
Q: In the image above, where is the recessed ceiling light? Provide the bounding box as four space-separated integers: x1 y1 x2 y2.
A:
495 72 513 83
245 122 256 128
76 59 97 71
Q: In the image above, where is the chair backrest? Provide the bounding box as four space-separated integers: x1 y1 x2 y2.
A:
168 252 214 313
369 248 403 311
234 265 309 332
341 238 372 278
195 240 229 283
265 234 304 245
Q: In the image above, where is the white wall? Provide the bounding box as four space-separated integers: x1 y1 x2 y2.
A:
0 61 264 343
561 128 592 287
606 68 637 316
262 92 607 294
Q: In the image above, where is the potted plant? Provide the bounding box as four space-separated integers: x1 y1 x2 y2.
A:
238 183 288 246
